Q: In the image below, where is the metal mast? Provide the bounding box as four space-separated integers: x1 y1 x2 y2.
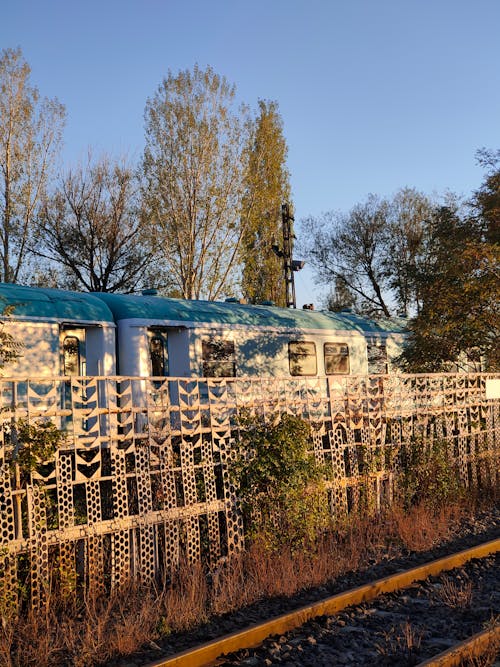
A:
281 203 296 308
271 203 305 308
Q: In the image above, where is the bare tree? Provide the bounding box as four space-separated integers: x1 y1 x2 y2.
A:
324 275 359 312
300 194 392 317
300 189 434 317
0 47 65 283
36 154 155 292
142 65 252 300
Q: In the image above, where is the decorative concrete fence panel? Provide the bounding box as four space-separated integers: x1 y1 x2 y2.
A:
0 373 498 609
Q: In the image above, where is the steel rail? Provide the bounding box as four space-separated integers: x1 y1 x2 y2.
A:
145 537 500 667
416 623 500 666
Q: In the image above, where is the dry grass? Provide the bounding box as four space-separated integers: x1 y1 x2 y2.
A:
390 501 464 551
435 574 474 609
376 620 423 665
460 617 500 667
0 496 496 666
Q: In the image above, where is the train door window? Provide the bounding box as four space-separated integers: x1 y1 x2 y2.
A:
289 341 317 376
367 342 388 374
63 336 81 376
324 343 350 374
148 330 168 376
202 339 236 377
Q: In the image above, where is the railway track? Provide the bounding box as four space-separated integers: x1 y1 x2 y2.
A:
145 539 499 667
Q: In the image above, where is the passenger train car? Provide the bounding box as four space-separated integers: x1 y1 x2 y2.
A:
0 283 407 380
0 284 116 378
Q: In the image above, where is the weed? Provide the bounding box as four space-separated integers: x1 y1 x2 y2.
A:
4 418 66 483
376 620 423 665
391 502 462 551
435 575 473 609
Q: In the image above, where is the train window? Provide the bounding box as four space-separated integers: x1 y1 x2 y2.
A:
149 334 167 376
367 343 388 374
324 343 350 374
63 336 81 376
289 341 317 376
202 339 236 377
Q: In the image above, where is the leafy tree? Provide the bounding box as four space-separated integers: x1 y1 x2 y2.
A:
399 205 499 371
240 100 291 306
0 48 65 283
35 154 155 292
142 65 251 300
383 187 433 316
473 148 500 244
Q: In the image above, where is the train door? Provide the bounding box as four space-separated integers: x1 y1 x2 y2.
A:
147 329 170 434
60 327 87 429
148 328 169 377
60 326 113 441
61 327 87 376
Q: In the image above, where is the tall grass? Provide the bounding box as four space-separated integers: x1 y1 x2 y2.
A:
0 490 496 667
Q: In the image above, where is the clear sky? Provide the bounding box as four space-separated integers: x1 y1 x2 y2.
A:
3 0 500 306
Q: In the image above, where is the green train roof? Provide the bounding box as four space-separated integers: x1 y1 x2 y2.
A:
94 292 407 334
0 284 407 333
325 310 408 334
0 284 115 323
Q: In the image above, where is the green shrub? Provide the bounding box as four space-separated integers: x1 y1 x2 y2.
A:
230 412 329 550
396 438 464 509
7 419 65 483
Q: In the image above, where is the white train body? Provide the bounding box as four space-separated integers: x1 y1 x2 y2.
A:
0 284 407 381
94 292 406 380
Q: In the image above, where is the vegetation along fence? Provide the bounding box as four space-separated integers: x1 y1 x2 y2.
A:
0 372 498 609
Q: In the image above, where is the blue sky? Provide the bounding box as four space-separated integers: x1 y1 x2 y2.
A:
3 0 500 306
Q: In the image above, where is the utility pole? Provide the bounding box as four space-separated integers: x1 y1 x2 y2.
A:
272 203 304 308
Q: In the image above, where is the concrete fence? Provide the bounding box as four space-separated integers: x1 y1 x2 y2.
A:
0 372 498 609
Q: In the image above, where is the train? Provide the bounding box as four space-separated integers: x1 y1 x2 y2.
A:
0 283 407 381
